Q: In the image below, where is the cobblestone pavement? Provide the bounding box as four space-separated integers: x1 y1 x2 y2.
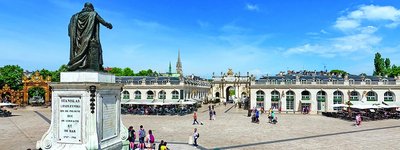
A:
1 104 400 150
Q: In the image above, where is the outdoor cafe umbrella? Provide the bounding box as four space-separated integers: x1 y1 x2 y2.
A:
0 103 18 106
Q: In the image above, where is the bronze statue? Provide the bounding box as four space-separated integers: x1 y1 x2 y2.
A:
67 2 112 71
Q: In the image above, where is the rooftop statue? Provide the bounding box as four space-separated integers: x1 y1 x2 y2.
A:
67 2 113 71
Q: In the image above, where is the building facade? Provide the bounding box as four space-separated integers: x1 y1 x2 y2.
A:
250 73 400 114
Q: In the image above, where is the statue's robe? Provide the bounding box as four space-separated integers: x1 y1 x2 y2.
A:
68 10 103 71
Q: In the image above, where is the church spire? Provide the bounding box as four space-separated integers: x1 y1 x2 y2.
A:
176 49 183 77
168 61 172 75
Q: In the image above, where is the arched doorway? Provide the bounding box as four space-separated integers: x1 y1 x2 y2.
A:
226 86 235 103
22 72 51 105
0 84 23 104
28 86 45 106
215 92 220 103
317 90 327 111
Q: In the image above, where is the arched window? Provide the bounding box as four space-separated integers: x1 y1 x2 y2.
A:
333 91 343 103
333 91 343 111
366 91 377 101
317 91 326 110
384 91 394 101
134 91 141 99
271 90 280 110
286 91 295 110
172 90 179 99
350 91 359 101
317 91 326 101
122 91 130 99
147 91 154 99
158 90 166 99
256 90 265 108
301 90 310 100
271 91 280 101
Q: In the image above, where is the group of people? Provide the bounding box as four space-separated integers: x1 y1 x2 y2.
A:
128 125 161 150
250 108 278 124
302 106 310 114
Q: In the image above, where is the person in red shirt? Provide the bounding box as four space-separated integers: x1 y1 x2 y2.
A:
193 111 199 125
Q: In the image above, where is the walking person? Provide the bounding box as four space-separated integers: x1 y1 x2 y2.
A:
158 140 164 150
193 128 199 147
127 126 136 150
255 109 260 123
139 125 146 150
212 109 216 120
145 130 155 150
355 113 362 127
193 111 199 125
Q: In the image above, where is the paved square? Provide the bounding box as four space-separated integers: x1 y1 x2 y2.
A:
1 104 399 149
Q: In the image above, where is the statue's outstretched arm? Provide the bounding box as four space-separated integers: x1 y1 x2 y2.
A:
96 13 113 29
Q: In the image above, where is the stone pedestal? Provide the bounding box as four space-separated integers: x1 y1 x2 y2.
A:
37 72 128 150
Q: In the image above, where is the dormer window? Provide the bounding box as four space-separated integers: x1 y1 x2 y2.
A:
349 79 354 85
382 79 388 85
365 79 371 85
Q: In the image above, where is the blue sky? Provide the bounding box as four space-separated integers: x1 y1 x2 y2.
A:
1 0 400 78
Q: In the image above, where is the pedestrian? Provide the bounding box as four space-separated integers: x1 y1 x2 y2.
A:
158 140 164 150
193 128 199 147
160 142 169 150
270 110 275 123
212 109 216 120
255 109 260 123
127 126 136 150
139 125 146 150
209 108 213 120
193 111 199 125
355 113 362 127
145 130 155 150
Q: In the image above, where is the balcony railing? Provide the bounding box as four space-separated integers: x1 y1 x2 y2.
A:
301 96 310 100
135 96 141 99
317 97 326 101
271 97 280 101
350 97 358 101
367 97 377 101
384 98 393 101
256 98 264 101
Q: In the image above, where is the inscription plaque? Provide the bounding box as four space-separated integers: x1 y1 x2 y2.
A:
58 97 82 143
102 96 117 140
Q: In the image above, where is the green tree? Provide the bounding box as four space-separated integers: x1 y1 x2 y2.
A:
51 64 68 82
384 58 391 69
38 69 53 79
389 65 400 77
28 86 45 98
373 52 385 76
122 67 134 76
108 67 123 76
136 70 149 76
330 70 348 77
0 65 24 90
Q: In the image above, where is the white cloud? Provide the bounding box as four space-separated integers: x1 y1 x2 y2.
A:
286 5 400 58
334 17 360 30
245 3 259 11
334 5 400 30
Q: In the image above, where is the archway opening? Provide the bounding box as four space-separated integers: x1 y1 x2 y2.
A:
28 86 45 106
226 86 235 103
